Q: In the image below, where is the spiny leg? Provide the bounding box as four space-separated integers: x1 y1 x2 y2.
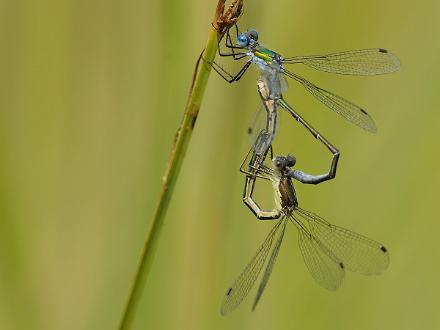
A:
216 26 247 59
205 57 251 83
224 26 246 59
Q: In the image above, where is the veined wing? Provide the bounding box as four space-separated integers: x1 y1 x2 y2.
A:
290 215 345 290
252 218 287 311
283 69 377 133
247 105 277 157
296 208 390 275
283 48 400 75
248 83 280 156
220 220 283 315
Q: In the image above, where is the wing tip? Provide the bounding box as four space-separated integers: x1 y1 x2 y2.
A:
220 308 228 316
368 125 378 134
220 304 230 316
380 49 401 71
220 288 234 316
359 110 378 134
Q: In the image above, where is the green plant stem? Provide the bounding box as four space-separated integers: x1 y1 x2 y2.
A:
118 25 219 330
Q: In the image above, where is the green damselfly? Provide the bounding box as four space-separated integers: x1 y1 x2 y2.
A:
211 27 400 135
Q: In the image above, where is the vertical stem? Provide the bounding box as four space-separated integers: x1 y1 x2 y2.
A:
118 24 219 330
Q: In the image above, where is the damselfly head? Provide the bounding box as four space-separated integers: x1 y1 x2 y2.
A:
273 155 296 171
237 29 259 47
273 156 286 171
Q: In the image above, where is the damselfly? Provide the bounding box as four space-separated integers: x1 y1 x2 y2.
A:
210 26 400 134
221 151 389 315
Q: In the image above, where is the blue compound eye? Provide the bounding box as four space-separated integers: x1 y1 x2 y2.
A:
237 34 249 47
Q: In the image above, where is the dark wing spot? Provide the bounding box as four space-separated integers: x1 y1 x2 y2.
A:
247 127 253 134
379 48 388 53
360 108 368 115
339 262 345 269
226 288 232 296
380 246 388 253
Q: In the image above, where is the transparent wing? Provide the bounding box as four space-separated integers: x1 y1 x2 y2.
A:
283 48 400 75
252 218 287 311
248 99 279 156
291 216 345 290
220 220 283 315
296 208 390 275
283 69 377 133
247 106 274 156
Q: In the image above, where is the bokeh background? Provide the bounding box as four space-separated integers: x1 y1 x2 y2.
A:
1 0 439 329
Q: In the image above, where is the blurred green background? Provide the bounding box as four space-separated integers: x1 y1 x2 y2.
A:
1 0 439 329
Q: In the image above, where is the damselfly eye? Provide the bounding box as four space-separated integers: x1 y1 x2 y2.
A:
248 29 259 41
286 155 296 167
237 34 249 47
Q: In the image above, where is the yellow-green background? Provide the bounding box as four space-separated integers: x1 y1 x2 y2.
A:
1 0 439 329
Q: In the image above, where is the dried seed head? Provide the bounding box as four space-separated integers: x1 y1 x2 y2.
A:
214 0 244 38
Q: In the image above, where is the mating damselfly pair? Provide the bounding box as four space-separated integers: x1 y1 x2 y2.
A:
206 24 399 314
